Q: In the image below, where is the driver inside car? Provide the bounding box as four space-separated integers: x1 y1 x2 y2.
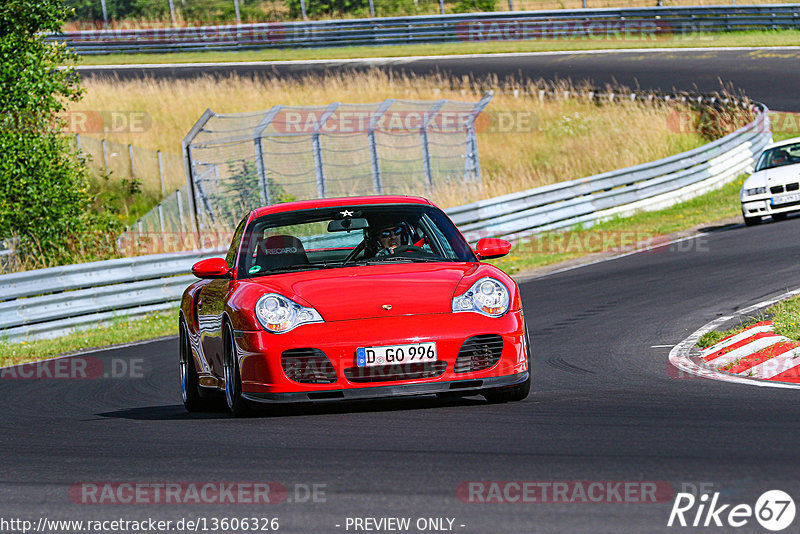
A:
373 223 409 256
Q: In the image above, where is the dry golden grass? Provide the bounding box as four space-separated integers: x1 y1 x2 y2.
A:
71 70 706 208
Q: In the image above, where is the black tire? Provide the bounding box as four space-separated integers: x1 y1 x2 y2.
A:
223 324 251 417
483 323 532 404
743 213 762 226
772 212 788 221
179 319 214 412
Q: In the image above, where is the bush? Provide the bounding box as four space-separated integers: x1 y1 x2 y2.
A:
452 0 497 13
0 0 119 268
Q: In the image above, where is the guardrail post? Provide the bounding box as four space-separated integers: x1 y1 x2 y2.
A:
312 103 340 198
421 100 447 191
252 105 284 206
369 99 395 194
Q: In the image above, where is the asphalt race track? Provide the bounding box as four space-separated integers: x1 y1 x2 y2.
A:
3 50 800 533
79 48 800 111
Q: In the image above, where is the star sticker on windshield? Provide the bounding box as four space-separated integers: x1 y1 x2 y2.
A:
340 210 353 217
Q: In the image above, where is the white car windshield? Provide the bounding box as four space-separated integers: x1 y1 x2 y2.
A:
755 142 800 171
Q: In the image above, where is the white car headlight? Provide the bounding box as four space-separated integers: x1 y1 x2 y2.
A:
255 293 323 333
744 187 766 196
452 277 510 317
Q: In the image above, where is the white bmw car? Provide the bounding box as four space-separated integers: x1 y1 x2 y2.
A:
740 137 800 226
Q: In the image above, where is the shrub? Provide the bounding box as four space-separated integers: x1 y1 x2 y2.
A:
0 0 119 268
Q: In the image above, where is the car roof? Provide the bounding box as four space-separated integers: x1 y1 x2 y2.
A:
762 136 800 151
250 195 435 218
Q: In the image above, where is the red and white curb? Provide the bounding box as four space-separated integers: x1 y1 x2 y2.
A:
700 321 800 382
669 288 800 389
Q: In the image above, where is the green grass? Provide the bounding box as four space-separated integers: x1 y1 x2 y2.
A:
73 30 800 65
767 296 800 341
489 174 747 276
0 309 178 368
697 322 758 349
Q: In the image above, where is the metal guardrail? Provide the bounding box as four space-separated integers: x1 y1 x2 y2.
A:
51 5 800 54
0 101 771 343
0 249 224 342
450 102 771 241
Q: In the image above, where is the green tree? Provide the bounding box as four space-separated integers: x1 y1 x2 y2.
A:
0 0 115 267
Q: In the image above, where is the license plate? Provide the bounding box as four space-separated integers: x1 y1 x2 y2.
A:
771 193 800 206
356 342 437 367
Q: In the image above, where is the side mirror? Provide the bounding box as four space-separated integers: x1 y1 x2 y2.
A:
475 238 511 260
192 257 231 279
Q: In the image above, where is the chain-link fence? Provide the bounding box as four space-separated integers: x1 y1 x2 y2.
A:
183 93 493 232
76 134 185 196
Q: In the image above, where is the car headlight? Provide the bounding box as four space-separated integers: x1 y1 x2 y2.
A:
452 277 510 317
744 187 766 196
255 293 323 333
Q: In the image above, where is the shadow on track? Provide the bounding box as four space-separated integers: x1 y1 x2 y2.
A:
97 394 487 420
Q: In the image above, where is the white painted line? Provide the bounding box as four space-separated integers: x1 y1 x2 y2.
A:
742 347 800 379
72 46 800 71
669 286 800 389
700 324 774 355
651 345 674 348
705 336 787 369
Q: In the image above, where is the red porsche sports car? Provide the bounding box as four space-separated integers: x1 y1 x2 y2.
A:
179 196 530 416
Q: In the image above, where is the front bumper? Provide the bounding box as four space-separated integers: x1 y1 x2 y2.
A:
242 371 528 404
234 310 528 402
742 196 800 217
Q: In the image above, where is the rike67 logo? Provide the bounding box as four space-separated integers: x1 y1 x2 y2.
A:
668 490 796 531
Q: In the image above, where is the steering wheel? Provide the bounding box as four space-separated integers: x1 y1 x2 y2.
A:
343 240 366 264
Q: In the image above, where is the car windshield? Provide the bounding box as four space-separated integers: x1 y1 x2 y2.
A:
237 204 477 278
755 142 800 171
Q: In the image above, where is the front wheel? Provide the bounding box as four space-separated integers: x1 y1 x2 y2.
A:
743 212 762 226
223 325 251 417
179 319 214 412
483 323 532 404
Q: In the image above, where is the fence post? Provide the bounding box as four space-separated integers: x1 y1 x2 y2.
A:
157 204 166 250
299 0 308 19
128 144 136 180
312 103 341 198
177 188 186 234
420 100 447 191
157 150 166 197
252 105 284 206
101 139 109 174
369 99 395 194
464 91 494 183
182 108 216 237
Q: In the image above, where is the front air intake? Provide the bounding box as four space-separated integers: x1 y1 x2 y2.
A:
281 349 337 384
454 335 503 373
